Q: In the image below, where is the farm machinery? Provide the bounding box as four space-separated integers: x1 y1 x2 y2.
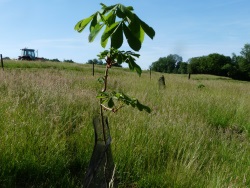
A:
18 48 44 61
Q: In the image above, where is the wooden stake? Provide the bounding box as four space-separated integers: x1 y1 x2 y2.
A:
0 54 4 71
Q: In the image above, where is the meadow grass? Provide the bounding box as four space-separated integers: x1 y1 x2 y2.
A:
0 60 250 187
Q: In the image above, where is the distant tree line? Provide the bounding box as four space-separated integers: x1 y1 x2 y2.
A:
86 58 122 67
150 43 250 81
2 57 11 60
42 58 75 63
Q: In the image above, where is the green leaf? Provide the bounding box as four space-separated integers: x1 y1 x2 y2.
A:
90 14 98 32
139 18 155 40
116 7 125 18
100 3 107 8
88 23 104 42
129 15 144 43
111 23 123 49
101 4 116 13
108 98 115 108
118 4 134 21
74 14 95 32
101 22 120 48
105 10 116 26
113 92 151 113
126 6 134 11
117 54 123 64
96 91 109 99
127 58 142 76
98 50 109 59
133 61 142 76
123 24 141 51
136 100 151 113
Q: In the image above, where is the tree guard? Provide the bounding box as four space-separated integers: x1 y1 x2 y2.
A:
83 116 116 188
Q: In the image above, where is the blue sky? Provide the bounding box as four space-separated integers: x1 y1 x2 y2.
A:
0 0 249 69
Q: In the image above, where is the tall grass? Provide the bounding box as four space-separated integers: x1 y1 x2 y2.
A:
0 60 250 187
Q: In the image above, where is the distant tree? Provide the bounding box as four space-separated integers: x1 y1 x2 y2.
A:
87 58 103 65
3 57 10 60
150 54 182 73
50 58 61 62
187 57 201 74
240 43 250 63
227 45 250 80
206 53 231 75
177 62 188 74
64 59 74 63
188 53 231 76
151 57 168 72
221 63 237 77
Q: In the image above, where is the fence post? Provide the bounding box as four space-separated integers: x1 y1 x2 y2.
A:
1 54 4 71
150 68 151 80
158 75 166 89
92 61 94 76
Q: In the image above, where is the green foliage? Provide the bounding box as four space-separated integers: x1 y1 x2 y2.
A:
150 54 183 73
75 3 155 115
74 3 155 51
3 56 10 60
87 59 104 65
50 58 61 62
97 91 151 113
149 43 250 81
188 53 231 75
197 83 205 89
98 48 141 75
63 59 75 63
177 62 188 74
187 44 250 81
240 43 250 63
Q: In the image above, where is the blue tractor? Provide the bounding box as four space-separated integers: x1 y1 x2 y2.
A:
18 48 44 61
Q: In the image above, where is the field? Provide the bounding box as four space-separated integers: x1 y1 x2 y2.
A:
0 60 250 187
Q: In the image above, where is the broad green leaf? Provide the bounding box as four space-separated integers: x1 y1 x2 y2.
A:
111 23 123 49
126 6 134 11
74 14 94 32
139 18 155 39
116 7 125 18
129 15 144 43
133 61 142 76
99 13 107 25
136 101 151 113
101 22 120 48
90 14 98 32
100 3 106 8
117 54 123 64
101 29 109 48
104 11 116 26
123 24 141 51
101 4 116 13
96 91 109 99
108 98 115 108
118 4 134 21
128 58 142 76
98 50 109 59
89 23 104 42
